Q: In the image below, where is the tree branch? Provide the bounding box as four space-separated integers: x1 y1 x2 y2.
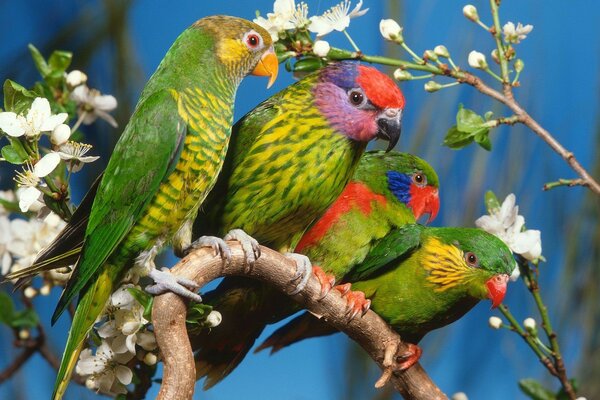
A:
152 243 447 400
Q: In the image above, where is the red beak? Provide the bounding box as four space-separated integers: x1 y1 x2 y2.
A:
409 186 440 224
486 274 509 308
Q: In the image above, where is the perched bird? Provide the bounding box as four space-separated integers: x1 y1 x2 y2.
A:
192 150 437 388
5 16 278 399
258 225 514 368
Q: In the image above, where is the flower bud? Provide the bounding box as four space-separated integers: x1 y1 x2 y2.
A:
468 51 488 69
24 287 37 298
424 50 438 62
66 70 88 88
393 69 412 81
451 392 469 400
434 45 450 58
379 19 403 42
491 49 500 64
514 59 524 73
85 378 97 390
40 284 51 296
424 81 442 93
523 317 536 333
206 310 222 328
313 40 331 58
488 316 503 329
143 352 158 366
463 5 479 22
51 124 71 146
19 329 30 340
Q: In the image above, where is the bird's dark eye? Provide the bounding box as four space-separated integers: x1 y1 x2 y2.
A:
412 172 426 186
348 90 365 106
244 32 262 49
465 252 478 267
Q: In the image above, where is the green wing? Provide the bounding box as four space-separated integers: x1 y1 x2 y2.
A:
342 224 424 282
52 90 186 323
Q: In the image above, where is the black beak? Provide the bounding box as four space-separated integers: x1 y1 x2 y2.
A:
376 109 402 152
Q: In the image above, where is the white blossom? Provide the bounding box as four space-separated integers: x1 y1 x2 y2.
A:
475 193 542 261
523 317 536 332
451 392 469 400
76 340 134 395
13 155 58 213
0 97 67 138
206 310 223 328
65 70 88 87
308 0 368 37
502 22 533 44
254 0 309 41
55 141 99 172
488 316 503 329
313 40 331 57
0 214 13 275
462 5 479 22
510 264 520 281
379 19 403 42
468 50 488 69
50 124 71 146
71 85 118 128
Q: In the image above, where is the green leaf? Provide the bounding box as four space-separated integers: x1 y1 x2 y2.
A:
292 57 324 73
1 145 27 164
48 50 72 74
28 44 50 78
3 79 37 114
484 190 501 213
185 303 214 334
518 378 556 400
128 287 154 320
456 104 485 133
443 125 474 149
474 129 492 151
10 308 39 329
0 292 15 325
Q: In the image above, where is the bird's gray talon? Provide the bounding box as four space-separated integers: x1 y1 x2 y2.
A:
146 268 202 303
188 236 231 265
284 253 312 295
224 229 260 268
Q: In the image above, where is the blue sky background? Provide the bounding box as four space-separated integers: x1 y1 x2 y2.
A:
0 1 598 399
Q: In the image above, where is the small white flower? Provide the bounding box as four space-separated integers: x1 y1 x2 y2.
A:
65 70 88 87
0 214 13 276
451 392 469 400
475 193 542 261
0 97 67 138
488 316 503 329
71 85 118 128
55 141 100 172
510 263 520 281
462 5 479 22
254 0 299 41
393 69 412 81
523 317 536 332
434 45 450 58
308 0 368 37
76 340 134 395
50 124 71 146
206 310 223 328
313 40 331 57
379 19 403 42
502 22 533 44
468 50 488 69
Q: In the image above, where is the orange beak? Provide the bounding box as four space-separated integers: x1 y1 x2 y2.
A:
486 274 509 308
251 46 278 89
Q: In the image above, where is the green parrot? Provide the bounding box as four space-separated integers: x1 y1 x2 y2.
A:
5 16 278 399
192 150 440 387
258 224 514 369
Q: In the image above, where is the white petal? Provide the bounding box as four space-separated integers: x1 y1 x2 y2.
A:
28 98 52 131
34 153 61 177
111 285 136 307
111 335 129 354
1 252 13 276
125 333 137 354
308 16 334 36
273 0 295 16
510 229 541 254
136 331 157 351
18 187 42 212
94 110 118 128
115 365 133 385
349 1 368 18
40 113 68 132
93 94 117 112
50 124 71 145
70 85 90 103
97 320 118 338
0 112 25 137
475 215 503 235
510 262 520 281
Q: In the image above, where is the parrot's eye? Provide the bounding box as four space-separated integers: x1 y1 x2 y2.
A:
465 252 479 267
412 172 426 186
243 31 263 51
348 89 366 107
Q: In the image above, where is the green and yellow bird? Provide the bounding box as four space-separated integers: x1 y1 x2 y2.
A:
5 16 278 399
259 224 514 369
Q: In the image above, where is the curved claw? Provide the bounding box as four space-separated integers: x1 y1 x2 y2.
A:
312 265 336 300
284 253 312 295
146 267 202 303
397 343 422 370
187 236 232 265
334 284 371 321
224 229 261 271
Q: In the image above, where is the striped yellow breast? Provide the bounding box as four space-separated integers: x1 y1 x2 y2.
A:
421 237 472 292
132 87 233 242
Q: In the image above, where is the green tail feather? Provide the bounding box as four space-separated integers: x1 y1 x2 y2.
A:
52 266 116 399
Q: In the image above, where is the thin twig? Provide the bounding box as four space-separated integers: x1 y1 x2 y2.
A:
152 243 447 400
543 178 587 191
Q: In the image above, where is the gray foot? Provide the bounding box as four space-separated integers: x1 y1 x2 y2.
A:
146 267 202 302
284 253 312 295
187 236 232 264
224 229 261 271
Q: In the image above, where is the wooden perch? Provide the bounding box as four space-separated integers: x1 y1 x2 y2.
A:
151 242 447 400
